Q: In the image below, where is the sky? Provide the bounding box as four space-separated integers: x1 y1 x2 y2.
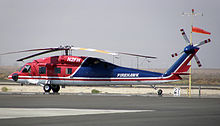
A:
0 0 219 69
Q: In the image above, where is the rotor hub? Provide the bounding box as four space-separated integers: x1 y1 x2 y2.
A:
184 45 196 54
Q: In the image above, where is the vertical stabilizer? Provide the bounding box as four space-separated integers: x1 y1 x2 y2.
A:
163 45 199 77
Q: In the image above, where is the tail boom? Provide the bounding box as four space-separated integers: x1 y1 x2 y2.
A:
163 46 199 77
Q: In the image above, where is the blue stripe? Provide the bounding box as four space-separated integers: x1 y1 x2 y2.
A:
73 57 163 78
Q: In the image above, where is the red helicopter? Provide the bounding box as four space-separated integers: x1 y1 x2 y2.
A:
1 29 211 95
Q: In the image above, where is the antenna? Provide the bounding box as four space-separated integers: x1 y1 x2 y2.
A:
182 9 203 97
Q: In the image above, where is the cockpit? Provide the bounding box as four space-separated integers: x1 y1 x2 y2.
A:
19 64 31 73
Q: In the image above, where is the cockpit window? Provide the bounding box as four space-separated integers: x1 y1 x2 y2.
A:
94 60 100 64
82 58 101 66
22 65 31 73
82 57 116 69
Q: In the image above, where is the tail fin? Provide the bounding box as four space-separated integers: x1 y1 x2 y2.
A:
163 45 199 77
163 28 211 77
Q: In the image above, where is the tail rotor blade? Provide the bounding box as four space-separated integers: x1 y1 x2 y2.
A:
194 54 202 67
194 39 211 47
180 29 190 44
171 51 184 57
171 53 178 57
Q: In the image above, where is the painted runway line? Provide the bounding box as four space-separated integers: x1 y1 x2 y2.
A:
0 108 155 119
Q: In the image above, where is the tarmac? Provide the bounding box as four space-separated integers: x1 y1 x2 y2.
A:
0 93 220 126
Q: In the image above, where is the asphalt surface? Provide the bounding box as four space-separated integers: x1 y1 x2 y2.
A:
0 93 220 126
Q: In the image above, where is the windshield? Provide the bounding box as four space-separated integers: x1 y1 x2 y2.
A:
21 65 31 73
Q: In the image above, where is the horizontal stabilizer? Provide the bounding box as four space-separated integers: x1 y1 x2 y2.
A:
176 65 191 73
172 72 190 75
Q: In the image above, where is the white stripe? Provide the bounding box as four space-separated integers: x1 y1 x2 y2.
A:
13 55 193 82
18 76 164 80
0 108 154 119
173 54 191 73
159 54 191 80
17 79 179 86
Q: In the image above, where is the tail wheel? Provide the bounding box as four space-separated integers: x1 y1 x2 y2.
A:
157 89 163 96
43 84 51 92
51 85 60 93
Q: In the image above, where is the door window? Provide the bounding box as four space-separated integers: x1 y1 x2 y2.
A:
54 67 61 74
39 67 46 74
66 68 72 74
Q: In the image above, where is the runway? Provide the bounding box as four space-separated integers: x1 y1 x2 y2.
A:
0 93 220 126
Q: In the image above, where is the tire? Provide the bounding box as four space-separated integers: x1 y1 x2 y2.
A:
51 85 60 93
157 89 163 96
43 84 52 92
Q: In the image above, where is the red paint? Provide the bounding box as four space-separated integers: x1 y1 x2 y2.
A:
9 56 86 78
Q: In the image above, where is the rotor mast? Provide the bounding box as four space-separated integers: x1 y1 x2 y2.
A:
60 45 73 56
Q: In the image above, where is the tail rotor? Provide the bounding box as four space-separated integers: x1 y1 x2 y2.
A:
171 28 211 67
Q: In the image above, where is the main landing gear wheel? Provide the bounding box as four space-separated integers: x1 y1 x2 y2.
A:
51 85 60 93
157 89 163 96
43 84 52 92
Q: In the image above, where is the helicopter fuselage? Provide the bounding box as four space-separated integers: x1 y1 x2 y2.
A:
8 55 182 86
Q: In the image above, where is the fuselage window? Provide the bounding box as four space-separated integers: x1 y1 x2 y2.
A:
22 65 31 73
39 67 46 74
66 68 72 74
54 67 61 74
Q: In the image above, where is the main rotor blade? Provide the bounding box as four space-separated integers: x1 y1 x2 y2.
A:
16 50 60 61
180 29 190 44
0 47 60 55
71 47 156 58
71 47 118 55
194 39 211 47
1 45 156 61
118 52 157 59
194 54 202 67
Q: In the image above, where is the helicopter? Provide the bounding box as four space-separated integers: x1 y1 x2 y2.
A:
1 29 211 95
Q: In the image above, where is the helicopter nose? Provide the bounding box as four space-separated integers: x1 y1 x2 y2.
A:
12 73 18 81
